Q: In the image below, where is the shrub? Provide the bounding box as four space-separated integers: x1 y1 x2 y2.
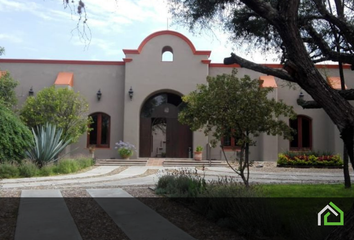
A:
19 160 39 177
26 123 72 167
20 86 91 143
155 168 207 197
76 157 94 168
39 164 55 176
0 162 20 178
0 71 18 108
0 104 33 163
0 156 94 178
56 158 93 174
56 159 79 174
155 171 284 239
277 151 343 167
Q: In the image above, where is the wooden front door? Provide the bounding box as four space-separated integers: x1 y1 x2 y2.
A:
139 118 152 157
141 102 192 158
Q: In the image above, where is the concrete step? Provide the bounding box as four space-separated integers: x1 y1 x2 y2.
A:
96 159 147 166
163 160 227 167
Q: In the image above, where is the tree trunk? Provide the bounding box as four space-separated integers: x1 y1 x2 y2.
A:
341 127 354 172
237 0 354 186
343 145 351 188
272 1 354 172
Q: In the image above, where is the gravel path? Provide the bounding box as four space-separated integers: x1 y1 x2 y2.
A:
0 163 352 240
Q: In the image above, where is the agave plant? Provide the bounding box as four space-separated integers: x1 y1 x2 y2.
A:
26 123 72 167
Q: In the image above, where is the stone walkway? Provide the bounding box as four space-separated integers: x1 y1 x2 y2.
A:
2 165 352 240
15 190 82 240
0 165 350 189
14 188 195 240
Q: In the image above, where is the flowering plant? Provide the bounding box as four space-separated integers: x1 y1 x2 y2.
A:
115 141 136 158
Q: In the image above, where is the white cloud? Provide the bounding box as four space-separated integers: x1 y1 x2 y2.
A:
70 36 123 58
0 33 23 43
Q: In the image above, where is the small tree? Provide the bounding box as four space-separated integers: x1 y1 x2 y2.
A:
179 70 296 186
20 86 91 143
0 104 33 162
0 71 18 109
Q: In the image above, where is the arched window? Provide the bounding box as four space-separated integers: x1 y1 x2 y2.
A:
88 112 110 148
221 128 241 150
289 115 312 150
162 46 173 62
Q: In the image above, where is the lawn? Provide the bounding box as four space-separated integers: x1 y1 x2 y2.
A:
259 183 354 197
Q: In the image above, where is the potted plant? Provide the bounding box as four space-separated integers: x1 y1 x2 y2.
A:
115 141 136 159
88 145 96 159
194 146 203 161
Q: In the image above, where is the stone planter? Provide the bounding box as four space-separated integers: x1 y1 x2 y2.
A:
194 152 202 161
120 154 131 160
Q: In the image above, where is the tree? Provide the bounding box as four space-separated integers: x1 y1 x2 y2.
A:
178 70 296 186
0 47 4 56
168 0 354 188
0 71 18 109
20 86 91 143
0 104 33 162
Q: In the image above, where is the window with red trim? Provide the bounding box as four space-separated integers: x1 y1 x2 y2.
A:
289 115 312 150
221 129 241 150
88 113 110 148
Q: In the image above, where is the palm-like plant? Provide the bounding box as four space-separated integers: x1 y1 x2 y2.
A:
26 123 72 167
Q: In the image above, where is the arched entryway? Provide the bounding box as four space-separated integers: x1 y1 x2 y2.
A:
140 92 193 158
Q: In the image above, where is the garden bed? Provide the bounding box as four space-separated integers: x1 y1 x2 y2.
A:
277 151 343 168
277 164 343 169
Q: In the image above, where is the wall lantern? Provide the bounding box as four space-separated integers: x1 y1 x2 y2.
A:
97 89 102 101
299 91 304 99
29 87 34 96
129 87 134 99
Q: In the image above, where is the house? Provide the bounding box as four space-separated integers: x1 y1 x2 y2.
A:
0 30 351 161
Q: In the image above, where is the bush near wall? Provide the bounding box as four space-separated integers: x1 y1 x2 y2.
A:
277 151 343 167
0 157 94 178
0 104 33 163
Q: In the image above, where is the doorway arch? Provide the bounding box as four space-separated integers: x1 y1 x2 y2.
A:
140 92 193 158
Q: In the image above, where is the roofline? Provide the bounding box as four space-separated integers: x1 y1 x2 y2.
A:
209 63 351 69
0 59 350 69
0 59 125 65
123 30 212 57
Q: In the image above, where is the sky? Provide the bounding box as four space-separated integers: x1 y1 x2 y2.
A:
0 0 279 63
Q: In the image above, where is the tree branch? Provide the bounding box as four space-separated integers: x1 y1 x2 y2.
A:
305 24 354 64
239 0 280 25
313 0 354 49
297 89 354 109
224 53 296 82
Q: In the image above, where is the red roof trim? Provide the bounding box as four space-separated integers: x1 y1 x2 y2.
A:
123 58 133 63
210 63 241 68
123 49 139 54
210 63 351 69
201 59 211 64
123 30 211 57
0 59 125 65
316 64 351 69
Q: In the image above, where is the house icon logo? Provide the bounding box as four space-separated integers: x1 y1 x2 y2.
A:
318 202 344 226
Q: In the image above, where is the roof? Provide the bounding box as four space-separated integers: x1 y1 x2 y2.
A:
54 72 74 87
259 76 277 88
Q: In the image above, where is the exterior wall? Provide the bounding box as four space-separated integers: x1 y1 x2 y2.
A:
123 33 210 158
1 31 353 160
0 61 125 159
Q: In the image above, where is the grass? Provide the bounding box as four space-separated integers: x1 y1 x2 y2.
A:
0 157 94 178
156 172 354 240
259 183 354 198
